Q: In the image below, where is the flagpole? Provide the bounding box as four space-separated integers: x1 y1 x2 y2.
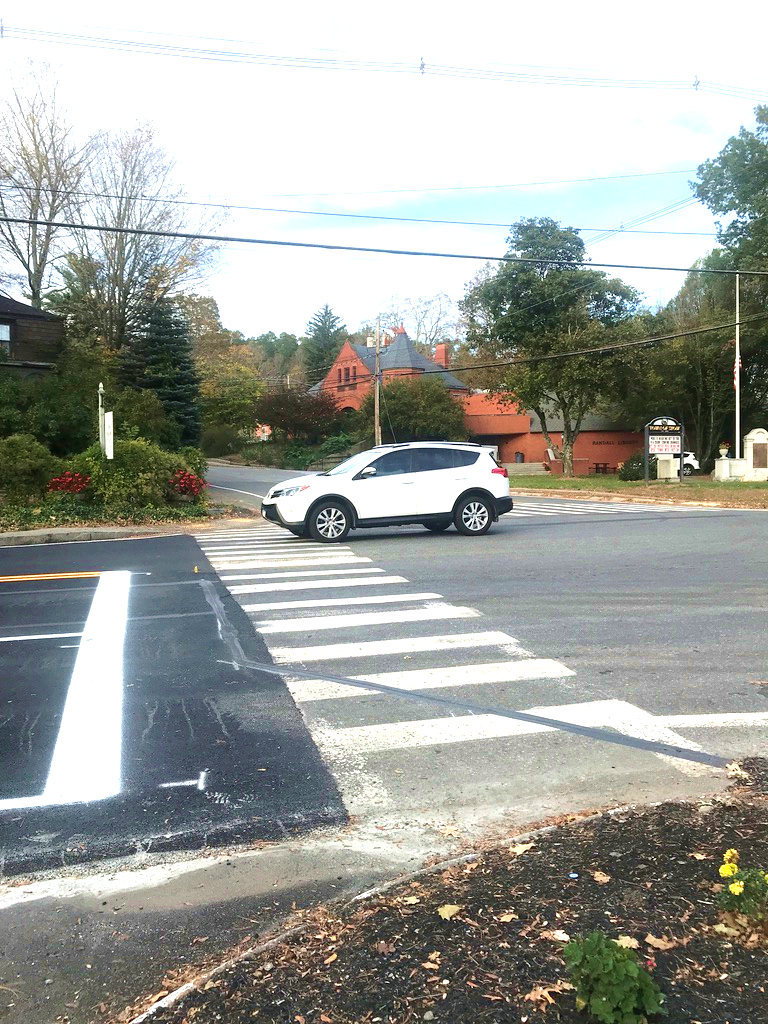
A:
735 273 741 460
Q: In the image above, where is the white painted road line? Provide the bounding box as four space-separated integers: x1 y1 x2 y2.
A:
212 556 372 570
203 545 347 556
221 567 387 582
514 503 590 515
44 570 132 804
0 631 83 643
311 698 709 776
256 603 480 634
206 485 265 499
241 591 441 612
286 658 576 702
271 630 527 663
661 712 768 729
228 574 409 595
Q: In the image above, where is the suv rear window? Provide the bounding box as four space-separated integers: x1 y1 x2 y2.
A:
412 448 480 471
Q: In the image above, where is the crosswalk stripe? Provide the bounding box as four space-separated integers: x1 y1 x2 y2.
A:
211 556 372 569
270 631 525 663
255 603 480 634
286 658 576 702
310 699 708 772
202 544 342 555
241 592 441 612
228 574 408 595
513 503 590 515
220 567 386 581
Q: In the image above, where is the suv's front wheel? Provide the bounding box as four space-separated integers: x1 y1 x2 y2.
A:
308 501 351 542
454 495 493 536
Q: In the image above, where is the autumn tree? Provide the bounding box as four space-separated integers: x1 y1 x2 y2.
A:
62 126 220 347
254 387 342 443
0 66 95 306
461 217 641 475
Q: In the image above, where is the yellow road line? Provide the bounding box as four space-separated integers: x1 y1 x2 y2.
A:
0 571 102 583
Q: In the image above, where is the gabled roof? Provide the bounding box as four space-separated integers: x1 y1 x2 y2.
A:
376 332 468 390
0 294 60 321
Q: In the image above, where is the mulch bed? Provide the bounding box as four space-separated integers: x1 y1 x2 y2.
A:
139 763 768 1024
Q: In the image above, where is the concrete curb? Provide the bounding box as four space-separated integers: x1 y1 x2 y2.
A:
0 526 172 546
127 802 644 1023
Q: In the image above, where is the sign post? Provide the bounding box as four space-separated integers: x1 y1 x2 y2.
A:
104 411 114 461
645 416 683 483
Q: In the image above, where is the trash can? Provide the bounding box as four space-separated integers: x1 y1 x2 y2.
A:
515 452 525 463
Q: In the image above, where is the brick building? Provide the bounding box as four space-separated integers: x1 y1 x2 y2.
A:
313 327 642 474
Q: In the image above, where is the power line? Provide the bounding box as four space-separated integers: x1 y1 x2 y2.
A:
5 24 768 101
0 182 716 237
2 216 766 276
295 310 768 398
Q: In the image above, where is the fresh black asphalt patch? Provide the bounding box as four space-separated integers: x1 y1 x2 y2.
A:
0 536 346 875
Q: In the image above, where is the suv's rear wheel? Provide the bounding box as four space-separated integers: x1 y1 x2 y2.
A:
308 501 351 542
454 495 493 536
424 521 451 533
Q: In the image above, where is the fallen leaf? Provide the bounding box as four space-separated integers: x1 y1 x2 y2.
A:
540 929 571 943
524 981 574 1005
726 761 750 781
614 936 640 949
498 912 518 922
320 1016 333 1023
713 922 740 937
688 852 710 861
422 961 441 970
592 870 611 885
510 842 535 856
192 935 208 944
439 824 462 837
437 904 462 920
645 934 677 950
403 896 420 905
295 1016 306 1024
323 952 338 965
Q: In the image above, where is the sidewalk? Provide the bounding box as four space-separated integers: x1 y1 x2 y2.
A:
121 760 768 1024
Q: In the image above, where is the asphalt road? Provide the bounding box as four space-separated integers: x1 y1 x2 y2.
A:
207 462 307 507
0 536 344 873
203 462 768 827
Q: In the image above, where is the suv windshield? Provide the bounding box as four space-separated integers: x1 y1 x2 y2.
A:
324 451 377 476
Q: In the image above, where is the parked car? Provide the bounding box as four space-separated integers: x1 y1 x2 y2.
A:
674 451 700 476
261 442 513 542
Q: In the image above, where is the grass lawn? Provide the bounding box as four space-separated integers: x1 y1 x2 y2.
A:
508 475 768 508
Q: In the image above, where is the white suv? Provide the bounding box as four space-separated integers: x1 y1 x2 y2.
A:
261 442 513 542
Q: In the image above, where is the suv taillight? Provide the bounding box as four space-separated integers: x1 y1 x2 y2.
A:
492 466 508 477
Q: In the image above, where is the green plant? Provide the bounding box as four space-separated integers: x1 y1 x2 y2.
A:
283 443 313 469
564 931 666 1023
0 434 62 500
178 446 208 477
80 439 185 508
718 848 768 919
618 451 657 482
201 424 239 456
317 432 356 457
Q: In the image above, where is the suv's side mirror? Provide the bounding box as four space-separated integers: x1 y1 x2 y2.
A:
359 466 377 479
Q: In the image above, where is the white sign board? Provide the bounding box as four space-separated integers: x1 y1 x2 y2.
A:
648 436 681 455
104 411 114 460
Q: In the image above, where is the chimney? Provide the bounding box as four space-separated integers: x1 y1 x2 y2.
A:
434 342 451 368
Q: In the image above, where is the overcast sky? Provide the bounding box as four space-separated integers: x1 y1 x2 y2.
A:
2 1 767 338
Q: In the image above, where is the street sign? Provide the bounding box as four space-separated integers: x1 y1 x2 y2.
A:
104 411 114 460
644 416 684 483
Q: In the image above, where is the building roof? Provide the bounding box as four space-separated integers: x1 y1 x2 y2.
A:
357 332 468 390
0 294 60 321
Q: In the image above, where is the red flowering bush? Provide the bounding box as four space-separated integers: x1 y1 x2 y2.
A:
169 469 206 498
47 470 91 494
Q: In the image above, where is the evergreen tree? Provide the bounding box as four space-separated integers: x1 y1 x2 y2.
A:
302 303 346 379
121 300 201 446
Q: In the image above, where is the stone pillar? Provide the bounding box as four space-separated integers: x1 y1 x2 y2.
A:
744 427 768 482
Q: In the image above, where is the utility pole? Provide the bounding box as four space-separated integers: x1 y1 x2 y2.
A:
374 314 382 446
735 273 741 460
98 381 106 453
